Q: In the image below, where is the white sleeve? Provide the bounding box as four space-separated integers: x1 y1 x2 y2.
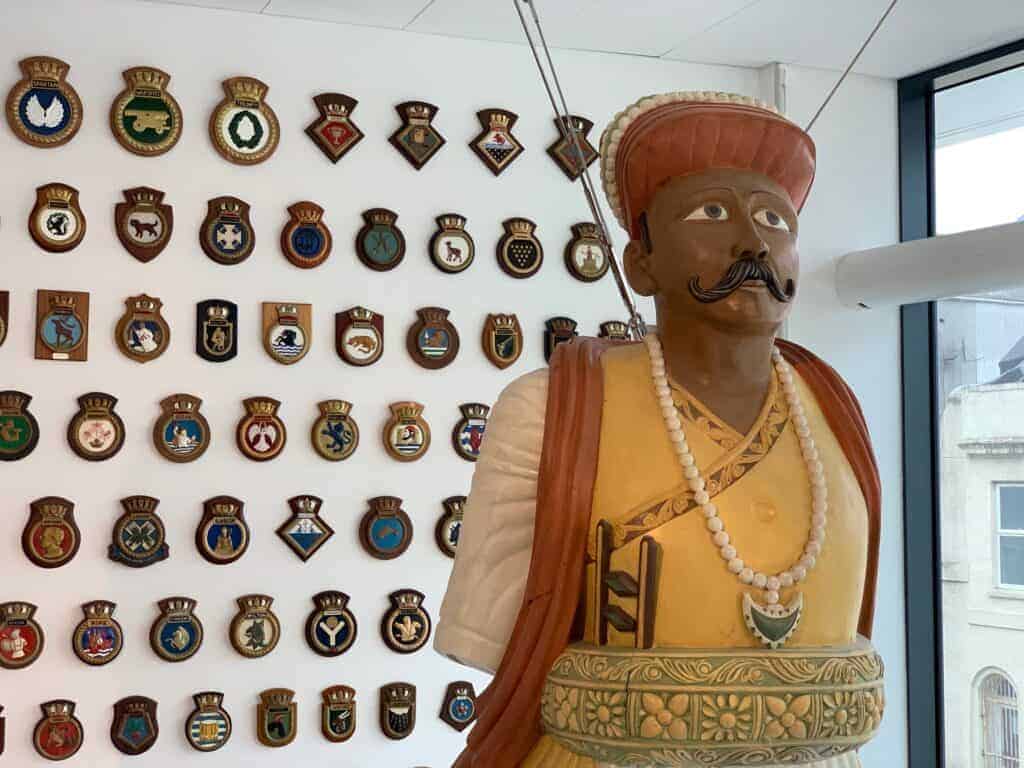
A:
434 367 549 673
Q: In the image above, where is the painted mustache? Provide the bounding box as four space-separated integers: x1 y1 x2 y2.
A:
688 258 794 304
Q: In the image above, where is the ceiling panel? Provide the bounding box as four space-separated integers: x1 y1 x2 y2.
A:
407 0 760 57
140 0 268 12
262 0 432 28
664 0 1024 78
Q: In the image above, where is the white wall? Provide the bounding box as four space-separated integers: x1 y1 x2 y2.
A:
0 1 905 766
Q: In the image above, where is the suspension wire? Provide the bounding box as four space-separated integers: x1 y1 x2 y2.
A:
513 0 647 339
805 0 900 132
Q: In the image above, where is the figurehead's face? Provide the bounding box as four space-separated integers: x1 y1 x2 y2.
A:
624 167 799 335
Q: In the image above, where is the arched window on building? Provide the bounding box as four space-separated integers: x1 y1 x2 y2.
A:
979 671 1020 767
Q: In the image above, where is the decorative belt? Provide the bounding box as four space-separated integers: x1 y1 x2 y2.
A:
541 637 884 767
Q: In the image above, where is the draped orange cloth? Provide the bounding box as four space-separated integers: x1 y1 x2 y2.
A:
454 337 881 768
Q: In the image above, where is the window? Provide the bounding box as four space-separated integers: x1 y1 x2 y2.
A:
996 486 1024 589
979 672 1020 767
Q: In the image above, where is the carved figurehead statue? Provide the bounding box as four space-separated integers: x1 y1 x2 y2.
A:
436 92 884 768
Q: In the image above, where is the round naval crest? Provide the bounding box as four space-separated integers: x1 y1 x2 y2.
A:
407 306 460 369
498 217 543 278
359 496 413 560
209 76 279 165
281 201 331 269
115 294 171 364
200 196 255 265
110 495 169 568
452 403 489 462
195 496 250 565
0 601 45 669
72 600 123 666
33 700 84 761
30 184 86 253
149 597 203 662
153 394 210 463
335 306 384 366
68 392 125 462
430 213 475 274
435 496 465 558
110 66 182 156
383 401 431 462
380 590 431 654
565 221 609 282
6 57 82 148
229 595 280 659
356 208 405 271
305 591 357 658
22 496 81 569
237 397 287 461
185 692 231 753
0 390 41 461
263 303 311 365
311 400 359 461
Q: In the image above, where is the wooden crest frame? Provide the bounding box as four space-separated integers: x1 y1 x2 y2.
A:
153 394 210 463
382 401 431 462
236 396 287 461
497 217 543 278
110 696 158 755
229 594 280 659
0 601 44 669
115 294 171 363
185 692 232 753
305 93 363 163
149 597 203 663
72 600 123 667
262 302 311 365
109 496 169 568
33 700 84 760
430 213 475 274
30 184 86 252
200 196 254 265
67 392 125 461
379 589 431 654
110 66 182 156
389 101 445 169
311 400 359 461
356 208 406 271
209 76 279 165
195 496 250 565
359 496 413 560
6 57 82 148
379 683 416 740
470 108 524 176
406 306 460 369
115 187 173 262
280 201 332 269
306 591 358 658
435 496 465 558
546 115 598 181
35 290 89 362
22 496 80 569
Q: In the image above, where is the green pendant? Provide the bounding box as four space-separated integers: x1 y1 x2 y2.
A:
742 592 803 648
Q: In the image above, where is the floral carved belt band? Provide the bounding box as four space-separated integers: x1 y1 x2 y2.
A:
541 637 884 767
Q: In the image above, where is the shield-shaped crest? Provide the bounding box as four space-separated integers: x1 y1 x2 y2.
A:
380 590 431 654
389 101 445 170
356 208 406 271
379 683 416 740
0 602 44 669
311 400 359 461
72 600 123 666
116 294 171 363
33 699 84 760
436 496 465 559
545 316 579 363
257 689 296 747
440 681 478 732
306 93 363 163
383 402 431 462
497 218 544 278
336 306 384 366
209 77 279 165
430 213 475 274
195 495 249 565
200 196 255 265
546 114 598 181
30 184 86 253
359 496 413 560
6 57 82 148
36 290 89 362
281 201 332 269
229 595 280 659
276 495 334 562
0 291 8 348
67 392 125 462
407 306 460 369
196 299 238 362
237 397 288 461
471 108 524 176
149 597 203 662
22 496 81 568
115 187 174 262
482 313 523 369
110 495 169 568
321 686 356 742
186 692 231 753
111 696 158 755
153 394 210 463
110 66 182 156
452 403 489 462
306 591 357 657
263 303 311 365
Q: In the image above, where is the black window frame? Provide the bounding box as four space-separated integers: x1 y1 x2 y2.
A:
899 37 1024 768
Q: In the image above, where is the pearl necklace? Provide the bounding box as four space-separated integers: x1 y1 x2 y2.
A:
644 334 827 616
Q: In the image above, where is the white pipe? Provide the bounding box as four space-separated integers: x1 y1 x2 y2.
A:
835 220 1024 309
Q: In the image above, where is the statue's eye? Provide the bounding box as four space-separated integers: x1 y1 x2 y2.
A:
753 208 790 231
684 203 729 221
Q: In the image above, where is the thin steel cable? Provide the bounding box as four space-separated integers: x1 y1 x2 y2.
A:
805 0 900 132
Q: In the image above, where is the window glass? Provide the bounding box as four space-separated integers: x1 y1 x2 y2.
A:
999 486 1024 530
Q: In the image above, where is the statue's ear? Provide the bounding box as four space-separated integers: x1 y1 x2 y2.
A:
624 238 657 297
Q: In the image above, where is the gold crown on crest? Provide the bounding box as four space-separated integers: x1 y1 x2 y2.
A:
289 202 323 224
367 209 396 226
260 688 294 707
31 496 72 519
42 185 74 204
123 699 152 715
384 683 414 703
549 316 579 334
292 495 321 515
0 391 30 410
417 306 449 324
443 496 466 516
226 76 267 102
313 591 350 610
390 401 424 420
322 99 350 117
600 321 629 339
323 685 355 705
318 400 352 416
244 397 280 416
122 495 159 514
392 590 423 611
208 497 241 516
125 67 168 89
125 187 163 206
402 102 434 121
41 700 76 718
217 199 242 216
369 496 402 514
164 394 202 413
437 214 466 231
506 218 535 236
49 293 77 311
82 600 117 619
206 305 230 320
573 221 601 239
485 110 513 129
193 692 223 709
459 403 489 420
275 304 298 321
129 294 161 313
22 56 67 82
490 313 519 330
237 594 273 612
158 596 197 615
1 601 38 620
348 306 375 322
